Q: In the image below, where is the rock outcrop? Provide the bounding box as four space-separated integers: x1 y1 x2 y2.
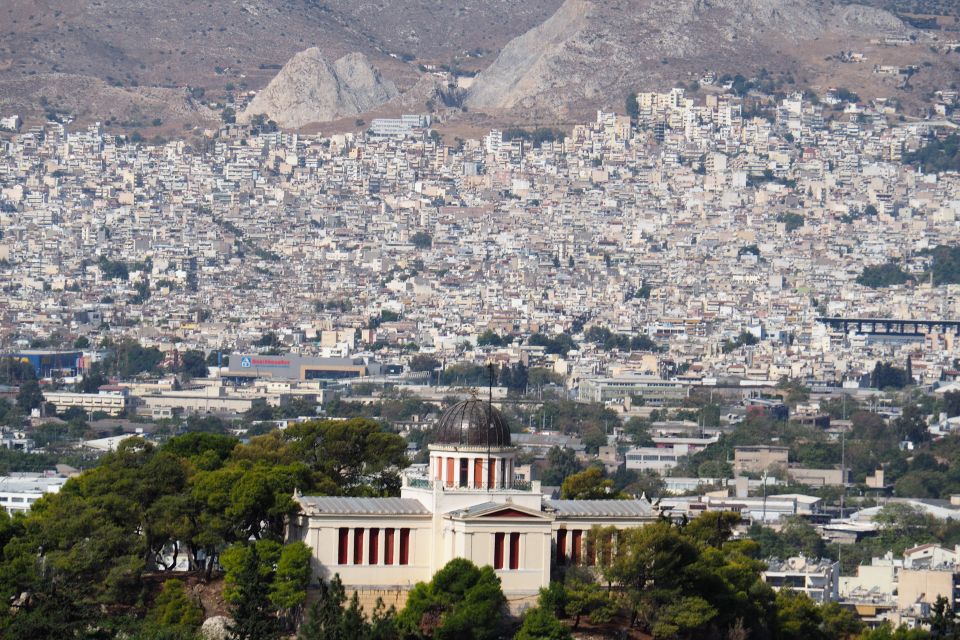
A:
200 616 232 640
241 48 398 128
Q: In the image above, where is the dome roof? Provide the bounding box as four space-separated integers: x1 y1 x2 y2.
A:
434 397 511 447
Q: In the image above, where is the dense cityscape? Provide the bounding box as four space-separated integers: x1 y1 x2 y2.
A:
1 30 960 640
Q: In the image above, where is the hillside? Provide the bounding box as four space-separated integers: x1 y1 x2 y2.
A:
0 0 559 130
240 49 398 128
465 0 949 119
0 0 956 130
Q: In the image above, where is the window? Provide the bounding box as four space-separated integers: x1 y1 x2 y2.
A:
459 457 468 487
353 528 364 565
493 532 505 570
399 528 410 565
369 528 379 565
509 533 520 570
385 528 395 565
556 529 567 564
338 528 349 564
571 530 582 564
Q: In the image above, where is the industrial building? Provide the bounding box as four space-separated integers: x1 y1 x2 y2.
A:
1 350 82 378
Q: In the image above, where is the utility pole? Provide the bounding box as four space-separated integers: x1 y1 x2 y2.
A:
840 432 846 519
761 470 768 524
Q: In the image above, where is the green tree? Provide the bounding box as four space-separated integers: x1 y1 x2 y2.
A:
514 605 571 640
773 590 824 640
820 601 864 638
176 350 209 379
625 91 640 118
895 403 929 444
476 330 504 347
857 262 913 288
147 578 204 631
410 232 432 249
16 378 43 412
561 466 621 500
270 542 313 629
395 559 505 640
221 540 285 640
563 572 616 630
857 622 931 639
299 574 397 640
541 446 581 486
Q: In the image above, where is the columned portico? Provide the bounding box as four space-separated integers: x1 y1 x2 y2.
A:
288 397 659 613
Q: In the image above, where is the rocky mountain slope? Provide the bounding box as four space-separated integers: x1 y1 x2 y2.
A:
240 49 398 128
0 0 955 129
466 0 924 117
0 0 559 129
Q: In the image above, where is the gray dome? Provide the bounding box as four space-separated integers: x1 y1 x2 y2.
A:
434 397 511 447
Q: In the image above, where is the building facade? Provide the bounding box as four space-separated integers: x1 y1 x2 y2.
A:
288 398 658 610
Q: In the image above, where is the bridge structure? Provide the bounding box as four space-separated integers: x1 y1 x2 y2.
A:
816 317 960 336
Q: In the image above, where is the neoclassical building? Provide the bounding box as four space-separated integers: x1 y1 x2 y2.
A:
288 398 658 609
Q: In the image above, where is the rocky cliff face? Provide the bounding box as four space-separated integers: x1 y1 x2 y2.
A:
241 49 398 128
465 0 914 116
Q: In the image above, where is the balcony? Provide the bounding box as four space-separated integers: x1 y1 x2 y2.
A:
403 475 535 492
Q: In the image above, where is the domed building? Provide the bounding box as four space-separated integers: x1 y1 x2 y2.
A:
289 397 657 612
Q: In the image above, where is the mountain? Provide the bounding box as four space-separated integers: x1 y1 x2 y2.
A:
465 0 928 118
240 49 398 128
0 0 559 130
0 0 955 130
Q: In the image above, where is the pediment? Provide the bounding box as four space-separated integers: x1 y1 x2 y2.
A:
447 502 553 521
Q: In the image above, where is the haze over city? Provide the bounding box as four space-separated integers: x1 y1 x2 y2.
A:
1 1 960 639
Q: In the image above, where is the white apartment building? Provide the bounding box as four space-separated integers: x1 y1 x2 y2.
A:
763 556 840 603
0 473 68 514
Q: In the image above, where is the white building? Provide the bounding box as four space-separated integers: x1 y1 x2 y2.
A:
369 115 431 137
763 556 840 602
288 398 659 611
0 472 68 514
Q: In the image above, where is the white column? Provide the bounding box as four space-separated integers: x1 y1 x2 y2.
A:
467 456 476 488
347 529 355 565
541 532 552 588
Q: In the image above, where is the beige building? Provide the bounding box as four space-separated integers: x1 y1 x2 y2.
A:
43 390 129 416
289 398 659 611
734 445 789 475
787 467 849 487
898 568 959 611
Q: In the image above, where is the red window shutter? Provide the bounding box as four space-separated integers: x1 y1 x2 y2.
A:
509 533 520 570
354 528 364 565
385 528 395 565
399 528 410 565
446 457 454 487
494 532 505 570
338 528 349 564
369 528 379 565
572 530 582 564
474 458 483 488
556 529 567 564
488 459 496 488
